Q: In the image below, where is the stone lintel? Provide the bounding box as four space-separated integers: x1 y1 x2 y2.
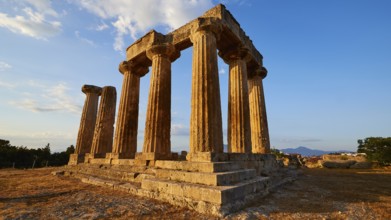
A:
126 30 167 67
82 84 102 95
125 4 263 75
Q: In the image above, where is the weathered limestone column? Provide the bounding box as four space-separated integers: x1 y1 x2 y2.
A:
68 85 101 165
89 86 117 158
108 61 148 159
188 19 224 161
248 67 270 153
220 47 252 153
139 43 178 161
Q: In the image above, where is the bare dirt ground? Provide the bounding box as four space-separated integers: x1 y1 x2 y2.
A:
0 167 390 220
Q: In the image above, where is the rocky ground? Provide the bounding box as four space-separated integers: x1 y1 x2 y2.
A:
0 167 390 219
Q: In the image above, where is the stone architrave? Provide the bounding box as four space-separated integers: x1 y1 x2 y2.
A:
220 47 252 153
141 44 178 160
75 85 102 154
248 67 270 153
188 19 224 160
109 61 148 159
90 86 117 158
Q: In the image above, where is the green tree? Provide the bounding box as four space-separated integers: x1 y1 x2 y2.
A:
66 145 75 154
0 139 74 168
357 137 391 165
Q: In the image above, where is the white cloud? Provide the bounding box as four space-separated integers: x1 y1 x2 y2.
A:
24 0 59 17
1 131 75 150
172 124 189 136
95 20 109 31
75 30 96 47
0 0 61 40
219 68 226 75
0 81 16 89
10 82 83 114
220 0 251 6
0 61 12 71
69 0 214 51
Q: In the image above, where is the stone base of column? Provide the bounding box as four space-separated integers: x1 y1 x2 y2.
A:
68 153 85 165
186 152 228 162
134 152 173 166
136 152 173 160
83 153 112 164
84 153 106 160
91 153 107 159
105 152 136 159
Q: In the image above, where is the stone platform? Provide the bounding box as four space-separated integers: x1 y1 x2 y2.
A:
61 154 296 216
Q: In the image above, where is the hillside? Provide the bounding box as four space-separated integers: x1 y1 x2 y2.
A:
279 146 352 156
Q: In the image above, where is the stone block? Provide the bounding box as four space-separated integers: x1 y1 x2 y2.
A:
186 152 228 162
106 152 136 159
156 168 256 186
141 176 269 205
88 158 110 165
155 160 241 172
141 178 223 204
135 152 173 161
68 154 85 165
113 159 135 166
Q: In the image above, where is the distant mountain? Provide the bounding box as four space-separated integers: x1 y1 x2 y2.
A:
278 146 352 157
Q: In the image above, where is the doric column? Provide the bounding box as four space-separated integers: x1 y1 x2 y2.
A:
141 43 178 160
110 61 148 159
188 19 224 158
90 86 117 157
220 47 252 153
248 67 270 153
75 85 102 154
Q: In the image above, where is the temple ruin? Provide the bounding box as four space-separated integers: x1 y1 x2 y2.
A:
65 4 295 216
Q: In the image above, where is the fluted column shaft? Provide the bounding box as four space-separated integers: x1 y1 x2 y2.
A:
227 57 251 153
111 61 146 158
248 68 270 153
90 86 116 156
189 27 223 153
142 44 174 156
75 85 102 154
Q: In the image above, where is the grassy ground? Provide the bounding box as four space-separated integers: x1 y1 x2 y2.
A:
0 167 390 219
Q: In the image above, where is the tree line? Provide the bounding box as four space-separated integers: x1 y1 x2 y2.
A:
357 137 391 165
0 139 74 169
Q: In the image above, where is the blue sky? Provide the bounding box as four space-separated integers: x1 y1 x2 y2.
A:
0 0 390 152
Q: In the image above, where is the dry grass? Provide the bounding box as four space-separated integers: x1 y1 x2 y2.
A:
0 167 390 219
229 168 391 219
0 168 211 220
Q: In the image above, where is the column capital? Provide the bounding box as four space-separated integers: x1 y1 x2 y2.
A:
258 67 268 78
146 43 180 62
82 84 102 95
118 60 149 77
219 45 250 64
248 66 268 79
190 18 222 43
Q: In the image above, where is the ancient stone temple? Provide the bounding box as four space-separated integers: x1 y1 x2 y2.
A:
64 4 295 216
